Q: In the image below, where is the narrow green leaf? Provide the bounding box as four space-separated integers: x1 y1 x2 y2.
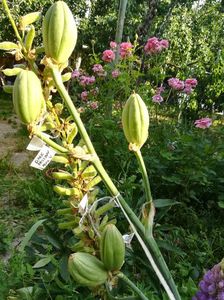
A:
43 224 63 250
59 255 70 282
154 199 180 208
18 219 46 252
33 256 51 268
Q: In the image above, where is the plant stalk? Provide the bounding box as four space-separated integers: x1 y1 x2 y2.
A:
134 149 155 237
134 149 153 203
50 66 181 300
2 0 39 74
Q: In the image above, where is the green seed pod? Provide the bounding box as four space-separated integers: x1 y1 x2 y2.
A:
51 155 69 164
20 12 41 30
2 68 23 76
13 70 44 124
100 224 125 271
0 41 19 51
68 252 108 287
53 185 80 197
42 1 77 64
25 25 35 51
52 171 73 180
122 93 149 151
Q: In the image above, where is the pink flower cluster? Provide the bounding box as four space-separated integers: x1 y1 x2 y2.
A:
81 90 88 101
102 49 115 62
102 41 133 63
168 78 185 91
112 69 120 78
152 86 165 103
120 42 133 58
168 77 198 94
71 69 80 79
92 64 104 73
79 75 95 86
92 64 107 77
110 41 117 49
144 37 169 54
194 117 212 129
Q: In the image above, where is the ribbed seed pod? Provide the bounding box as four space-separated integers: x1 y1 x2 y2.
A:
100 224 125 271
42 1 77 64
68 252 108 287
122 93 149 151
13 70 44 124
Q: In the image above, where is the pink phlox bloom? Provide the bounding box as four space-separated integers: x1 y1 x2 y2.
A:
79 75 96 86
102 49 115 62
152 94 163 103
168 78 185 91
71 69 80 79
90 101 99 110
110 41 117 49
92 64 104 73
81 91 88 101
160 39 169 49
185 78 198 88
194 117 212 129
144 37 169 54
120 42 133 58
183 84 193 95
156 86 165 94
112 69 120 78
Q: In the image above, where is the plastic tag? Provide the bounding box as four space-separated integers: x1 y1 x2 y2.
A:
123 233 135 247
30 145 56 170
79 194 88 215
27 136 45 151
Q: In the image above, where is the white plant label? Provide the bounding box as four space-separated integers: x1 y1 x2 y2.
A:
30 145 56 170
79 194 88 215
123 233 135 248
27 136 46 151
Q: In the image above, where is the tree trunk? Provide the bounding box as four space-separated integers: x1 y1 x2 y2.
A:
136 0 158 47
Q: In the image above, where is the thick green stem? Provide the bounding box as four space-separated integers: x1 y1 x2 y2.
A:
34 131 68 154
134 149 154 237
134 150 153 203
50 66 181 300
117 273 149 300
2 0 24 46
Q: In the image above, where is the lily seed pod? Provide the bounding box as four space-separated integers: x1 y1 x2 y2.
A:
100 224 125 271
68 252 108 287
42 1 77 64
13 70 44 124
122 93 149 151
